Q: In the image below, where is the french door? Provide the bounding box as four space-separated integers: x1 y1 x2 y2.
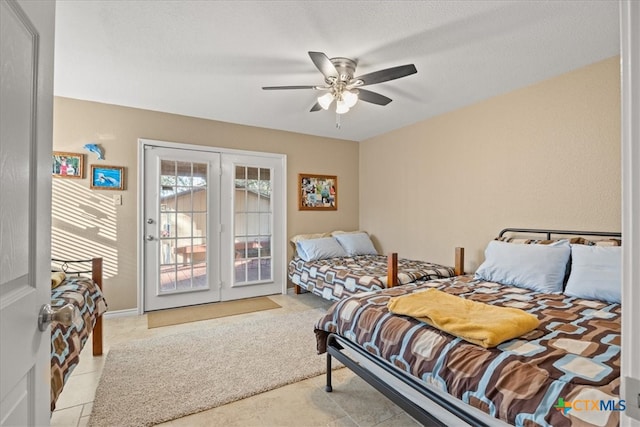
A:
220 153 284 301
143 146 220 311
142 142 285 312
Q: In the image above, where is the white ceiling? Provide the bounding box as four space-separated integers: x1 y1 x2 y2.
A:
53 1 620 142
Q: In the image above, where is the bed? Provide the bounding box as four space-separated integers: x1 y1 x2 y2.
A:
314 229 622 427
288 231 463 302
50 257 108 412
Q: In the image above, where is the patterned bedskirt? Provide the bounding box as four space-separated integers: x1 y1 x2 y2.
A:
315 276 621 427
50 277 107 411
288 254 455 302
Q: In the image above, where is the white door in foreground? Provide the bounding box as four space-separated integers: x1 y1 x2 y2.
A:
0 0 55 425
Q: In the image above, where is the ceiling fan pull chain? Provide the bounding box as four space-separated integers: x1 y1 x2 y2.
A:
335 113 341 129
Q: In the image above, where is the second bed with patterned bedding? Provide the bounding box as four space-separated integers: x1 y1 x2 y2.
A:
288 231 458 302
289 254 455 301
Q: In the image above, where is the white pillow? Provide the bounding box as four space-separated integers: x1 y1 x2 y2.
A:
474 240 570 293
290 232 330 244
334 232 378 256
564 244 621 303
331 230 365 236
296 237 347 261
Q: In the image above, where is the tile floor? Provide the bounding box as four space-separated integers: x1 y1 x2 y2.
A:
50 290 420 427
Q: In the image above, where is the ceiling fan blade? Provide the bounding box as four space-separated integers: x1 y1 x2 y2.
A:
310 102 323 112
262 85 317 90
308 51 338 80
357 89 392 106
352 64 417 87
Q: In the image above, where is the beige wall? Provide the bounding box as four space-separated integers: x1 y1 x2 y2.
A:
52 98 359 311
359 56 621 272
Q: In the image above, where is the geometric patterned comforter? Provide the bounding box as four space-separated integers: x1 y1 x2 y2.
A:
50 277 107 411
288 254 455 302
315 275 621 427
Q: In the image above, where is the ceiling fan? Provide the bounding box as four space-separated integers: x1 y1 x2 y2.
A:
262 51 417 117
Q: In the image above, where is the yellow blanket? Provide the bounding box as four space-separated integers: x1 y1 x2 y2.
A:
387 289 540 348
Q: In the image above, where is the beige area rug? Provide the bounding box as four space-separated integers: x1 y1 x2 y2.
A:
146 296 281 328
89 308 338 427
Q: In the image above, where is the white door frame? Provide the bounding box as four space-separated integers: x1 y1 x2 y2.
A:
620 0 640 424
137 138 287 314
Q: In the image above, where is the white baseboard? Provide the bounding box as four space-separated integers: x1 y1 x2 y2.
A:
103 308 139 319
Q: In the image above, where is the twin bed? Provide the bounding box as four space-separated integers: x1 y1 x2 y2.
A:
288 231 463 301
50 257 107 411
313 229 622 427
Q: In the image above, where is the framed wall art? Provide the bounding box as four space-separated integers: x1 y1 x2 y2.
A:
52 151 84 178
298 173 337 210
90 165 125 190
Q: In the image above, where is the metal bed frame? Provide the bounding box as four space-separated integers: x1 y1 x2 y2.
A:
498 228 621 240
324 228 622 426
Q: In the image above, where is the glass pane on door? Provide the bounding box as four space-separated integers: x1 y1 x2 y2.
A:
159 160 209 293
233 165 272 285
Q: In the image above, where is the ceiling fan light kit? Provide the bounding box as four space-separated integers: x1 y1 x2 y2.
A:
262 51 417 127
335 100 350 115
317 92 335 110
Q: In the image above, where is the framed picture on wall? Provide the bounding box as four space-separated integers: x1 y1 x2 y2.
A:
52 151 84 178
298 173 337 210
90 165 125 190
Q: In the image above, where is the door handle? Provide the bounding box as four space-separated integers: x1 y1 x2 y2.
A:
38 303 76 331
146 235 155 241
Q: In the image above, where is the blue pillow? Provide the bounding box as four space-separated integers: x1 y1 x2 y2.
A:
474 240 570 293
564 244 621 303
334 232 378 256
296 237 347 262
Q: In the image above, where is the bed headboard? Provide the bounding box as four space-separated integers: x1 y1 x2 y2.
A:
52 257 103 286
498 228 622 240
